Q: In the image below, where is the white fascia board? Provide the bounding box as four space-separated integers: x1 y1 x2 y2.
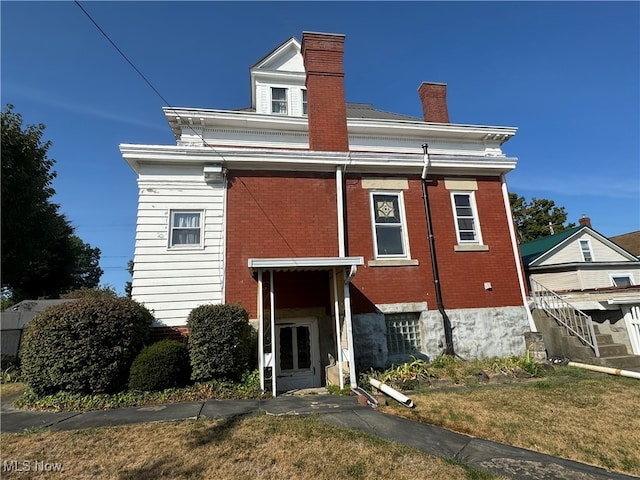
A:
163 107 517 144
120 144 518 176
248 256 364 272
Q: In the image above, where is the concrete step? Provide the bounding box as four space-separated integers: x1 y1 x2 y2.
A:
597 355 640 372
597 343 630 357
595 333 614 345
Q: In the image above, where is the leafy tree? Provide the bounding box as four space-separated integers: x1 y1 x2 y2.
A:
1 105 102 301
509 193 576 242
69 235 103 291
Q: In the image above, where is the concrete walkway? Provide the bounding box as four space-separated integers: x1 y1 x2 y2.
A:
1 393 636 480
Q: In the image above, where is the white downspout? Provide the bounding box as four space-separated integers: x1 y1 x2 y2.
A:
270 270 276 397
336 166 345 257
332 268 344 390
258 270 264 392
500 174 537 332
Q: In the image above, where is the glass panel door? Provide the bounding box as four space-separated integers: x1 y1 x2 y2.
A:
278 326 312 372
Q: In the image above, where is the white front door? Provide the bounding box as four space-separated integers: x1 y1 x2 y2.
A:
623 306 640 355
276 318 321 392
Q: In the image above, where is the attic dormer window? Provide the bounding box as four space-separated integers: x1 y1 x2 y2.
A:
580 239 594 262
302 89 307 115
271 87 288 114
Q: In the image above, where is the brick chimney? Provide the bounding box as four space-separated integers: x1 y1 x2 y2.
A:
418 82 450 123
579 214 592 228
301 32 349 152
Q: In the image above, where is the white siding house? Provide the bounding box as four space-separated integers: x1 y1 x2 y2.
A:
124 163 226 326
523 225 640 292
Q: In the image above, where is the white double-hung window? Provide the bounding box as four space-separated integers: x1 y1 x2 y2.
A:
579 239 594 262
451 191 482 244
170 211 202 247
370 191 409 258
271 87 288 114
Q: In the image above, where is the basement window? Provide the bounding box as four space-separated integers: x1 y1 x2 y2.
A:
386 312 421 357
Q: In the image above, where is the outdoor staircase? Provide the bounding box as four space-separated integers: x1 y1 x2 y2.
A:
530 279 640 372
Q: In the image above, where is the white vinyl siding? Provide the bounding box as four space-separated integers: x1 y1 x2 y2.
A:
532 268 640 291
538 233 632 266
132 166 225 326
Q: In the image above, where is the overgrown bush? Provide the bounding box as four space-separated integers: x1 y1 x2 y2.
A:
187 303 252 382
129 339 191 391
20 297 153 395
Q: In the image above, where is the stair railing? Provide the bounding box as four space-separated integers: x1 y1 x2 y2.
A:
530 278 600 357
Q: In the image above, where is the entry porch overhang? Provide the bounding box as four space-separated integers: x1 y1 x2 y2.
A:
248 256 364 396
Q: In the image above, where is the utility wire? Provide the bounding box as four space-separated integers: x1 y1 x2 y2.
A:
74 1 173 108
74 0 297 256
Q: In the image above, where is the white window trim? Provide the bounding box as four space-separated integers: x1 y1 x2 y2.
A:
610 273 634 287
369 190 411 260
168 209 204 249
270 87 289 115
579 239 594 262
450 190 483 245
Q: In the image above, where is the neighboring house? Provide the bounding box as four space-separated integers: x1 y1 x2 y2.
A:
521 218 640 362
610 230 640 259
121 32 534 394
0 299 77 358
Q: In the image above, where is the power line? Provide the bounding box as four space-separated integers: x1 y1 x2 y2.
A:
74 1 297 257
74 1 172 108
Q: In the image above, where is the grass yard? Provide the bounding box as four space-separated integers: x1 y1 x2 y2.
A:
380 367 640 476
0 415 504 480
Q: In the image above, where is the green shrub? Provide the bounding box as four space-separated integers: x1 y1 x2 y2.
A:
129 339 191 391
187 303 252 382
19 297 153 395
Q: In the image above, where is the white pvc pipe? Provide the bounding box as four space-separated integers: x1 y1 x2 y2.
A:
567 361 640 380
369 378 415 408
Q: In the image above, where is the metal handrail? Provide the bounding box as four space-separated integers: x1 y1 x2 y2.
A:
530 278 600 357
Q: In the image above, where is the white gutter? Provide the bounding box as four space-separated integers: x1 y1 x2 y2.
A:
501 174 537 332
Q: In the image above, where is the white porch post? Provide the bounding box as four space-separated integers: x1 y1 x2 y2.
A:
270 270 276 397
257 270 264 392
332 268 344 389
343 270 357 389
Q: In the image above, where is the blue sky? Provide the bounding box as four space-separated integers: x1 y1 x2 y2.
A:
2 1 639 294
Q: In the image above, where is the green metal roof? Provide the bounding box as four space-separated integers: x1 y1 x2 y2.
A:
519 226 584 267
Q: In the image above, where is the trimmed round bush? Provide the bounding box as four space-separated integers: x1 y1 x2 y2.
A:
187 303 252 382
128 339 191 391
20 297 153 395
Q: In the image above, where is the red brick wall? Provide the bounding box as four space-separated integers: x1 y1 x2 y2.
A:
225 171 523 318
225 171 339 317
346 174 523 310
